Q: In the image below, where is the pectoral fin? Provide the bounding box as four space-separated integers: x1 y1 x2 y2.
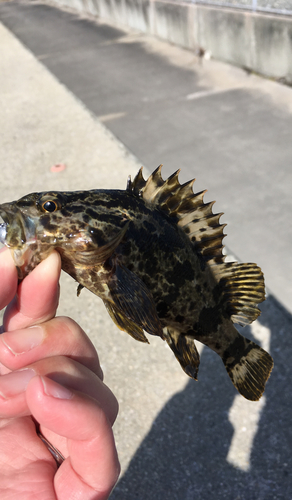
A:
104 300 149 343
107 263 163 340
74 222 130 266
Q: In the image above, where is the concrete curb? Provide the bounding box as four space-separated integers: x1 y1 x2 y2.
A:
46 0 292 84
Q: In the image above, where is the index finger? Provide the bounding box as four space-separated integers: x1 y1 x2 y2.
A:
0 248 18 311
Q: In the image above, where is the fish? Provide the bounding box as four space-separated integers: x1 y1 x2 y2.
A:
0 166 273 400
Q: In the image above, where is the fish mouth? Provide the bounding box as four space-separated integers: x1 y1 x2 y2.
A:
0 204 39 277
0 216 7 245
0 212 8 245
0 205 36 248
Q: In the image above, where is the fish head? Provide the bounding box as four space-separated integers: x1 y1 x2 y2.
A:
0 190 111 279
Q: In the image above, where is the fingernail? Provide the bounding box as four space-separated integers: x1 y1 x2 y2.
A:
2 326 44 355
41 376 73 400
0 368 36 399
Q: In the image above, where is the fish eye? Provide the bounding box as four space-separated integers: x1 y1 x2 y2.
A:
41 200 58 213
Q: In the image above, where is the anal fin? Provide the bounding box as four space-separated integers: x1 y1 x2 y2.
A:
164 327 200 379
77 284 84 297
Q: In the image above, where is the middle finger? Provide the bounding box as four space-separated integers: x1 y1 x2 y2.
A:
0 316 103 378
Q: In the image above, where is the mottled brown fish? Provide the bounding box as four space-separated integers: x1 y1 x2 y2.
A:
0 166 273 400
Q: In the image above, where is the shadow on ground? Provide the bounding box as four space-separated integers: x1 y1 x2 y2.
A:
111 295 292 500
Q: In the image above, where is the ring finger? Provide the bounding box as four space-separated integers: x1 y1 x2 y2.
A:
0 354 118 425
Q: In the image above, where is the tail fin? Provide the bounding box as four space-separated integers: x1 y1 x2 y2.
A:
222 336 273 401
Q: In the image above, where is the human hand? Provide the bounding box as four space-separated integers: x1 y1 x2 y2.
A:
0 249 120 500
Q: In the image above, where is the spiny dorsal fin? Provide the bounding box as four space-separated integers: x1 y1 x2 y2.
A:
212 262 266 326
127 165 226 265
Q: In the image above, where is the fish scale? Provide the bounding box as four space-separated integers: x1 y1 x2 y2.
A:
0 166 273 401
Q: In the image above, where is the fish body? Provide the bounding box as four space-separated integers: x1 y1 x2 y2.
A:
0 166 273 400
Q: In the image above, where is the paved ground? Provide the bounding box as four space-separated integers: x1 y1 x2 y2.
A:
0 1 291 499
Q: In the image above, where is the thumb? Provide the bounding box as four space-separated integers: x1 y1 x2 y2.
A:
4 251 61 331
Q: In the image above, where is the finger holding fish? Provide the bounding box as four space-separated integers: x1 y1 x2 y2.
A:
0 227 120 494
0 248 18 312
3 251 61 332
0 248 110 422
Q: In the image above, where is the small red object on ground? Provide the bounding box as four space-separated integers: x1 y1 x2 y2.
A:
50 163 66 172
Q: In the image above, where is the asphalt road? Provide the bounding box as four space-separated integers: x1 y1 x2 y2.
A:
0 1 291 499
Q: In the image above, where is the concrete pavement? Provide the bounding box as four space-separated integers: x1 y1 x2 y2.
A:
0 1 291 499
